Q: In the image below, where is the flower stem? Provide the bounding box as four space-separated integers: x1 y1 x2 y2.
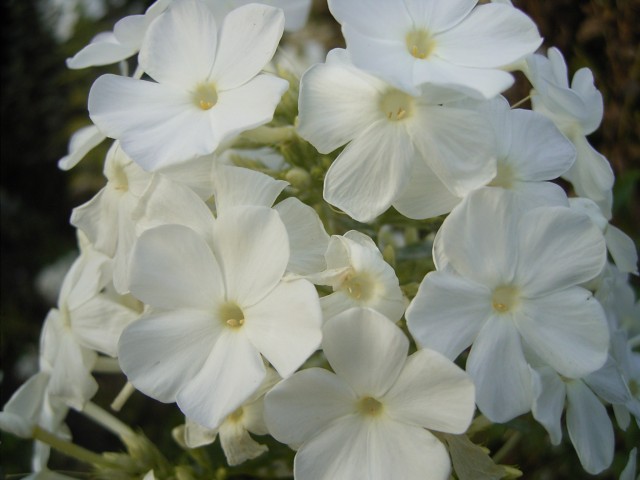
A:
32 425 118 468
111 381 136 412
93 356 121 373
511 95 531 109
240 125 295 144
493 430 522 464
81 401 136 440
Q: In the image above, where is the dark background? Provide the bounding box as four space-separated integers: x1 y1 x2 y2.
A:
1 0 638 477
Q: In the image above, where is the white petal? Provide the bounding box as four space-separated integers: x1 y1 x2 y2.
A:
275 198 329 276
212 206 289 307
129 224 223 310
323 308 408 397
328 0 412 40
384 348 475 434
605 225 639 275
1 372 50 438
264 368 356 448
403 0 476 32
58 125 106 171
66 32 136 69
406 271 490 360
408 104 496 196
467 314 533 422
139 0 217 89
507 109 576 181
71 189 118 256
219 419 268 466
177 329 265 429
566 380 614 474
436 188 520 288
323 120 417 222
210 4 284 89
118 310 218 402
89 75 217 170
435 3 541 68
620 447 637 480
367 420 452 480
516 206 607 295
516 288 609 379
212 164 287 214
530 366 566 445
392 159 460 219
209 74 289 145
297 54 384 154
243 279 322 378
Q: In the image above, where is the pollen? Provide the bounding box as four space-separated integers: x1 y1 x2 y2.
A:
406 30 436 60
193 82 218 111
357 396 384 417
379 89 415 122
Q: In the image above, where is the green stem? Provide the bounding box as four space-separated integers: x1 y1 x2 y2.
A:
240 125 295 144
32 425 118 468
81 401 136 440
492 430 522 464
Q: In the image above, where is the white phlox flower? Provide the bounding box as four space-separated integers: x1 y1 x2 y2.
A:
530 365 616 475
72 142 215 293
176 367 281 466
0 371 70 473
307 230 405 322
264 307 476 480
526 47 615 217
66 0 171 69
327 0 542 99
569 197 638 275
118 205 322 429
394 95 575 219
297 48 496 222
406 188 609 423
89 0 289 170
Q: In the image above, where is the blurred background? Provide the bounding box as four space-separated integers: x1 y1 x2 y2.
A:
1 0 638 477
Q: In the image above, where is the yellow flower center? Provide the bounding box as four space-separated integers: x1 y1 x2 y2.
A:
340 272 375 302
379 89 415 122
227 407 244 423
488 162 515 189
219 302 245 329
193 82 218 110
357 396 384 417
406 30 436 60
491 285 520 313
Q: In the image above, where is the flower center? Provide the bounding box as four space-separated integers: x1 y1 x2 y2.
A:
406 29 436 60
379 89 415 122
357 396 384 417
488 162 515 189
227 407 244 423
491 285 520 313
193 82 218 110
340 272 375 301
219 302 245 329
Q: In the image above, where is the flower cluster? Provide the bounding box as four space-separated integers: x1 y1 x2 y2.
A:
2 0 638 479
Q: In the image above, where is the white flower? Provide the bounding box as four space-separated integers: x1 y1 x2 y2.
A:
526 47 615 217
57 124 105 171
328 0 542 98
298 48 495 222
264 307 475 480
119 205 322 429
309 230 405 322
89 0 288 170
206 0 312 32
407 188 609 422
394 96 575 219
531 366 615 474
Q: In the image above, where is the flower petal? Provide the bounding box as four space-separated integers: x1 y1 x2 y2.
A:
243 279 322 378
212 206 289 307
177 329 265 429
323 308 408 397
328 0 412 40
139 0 217 89
403 0 476 32
566 380 614 474
323 120 417 222
516 288 609 379
264 368 356 448
406 271 490 360
384 348 475 434
467 313 533 422
118 309 218 402
129 224 223 310
210 4 284 89
531 366 566 445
